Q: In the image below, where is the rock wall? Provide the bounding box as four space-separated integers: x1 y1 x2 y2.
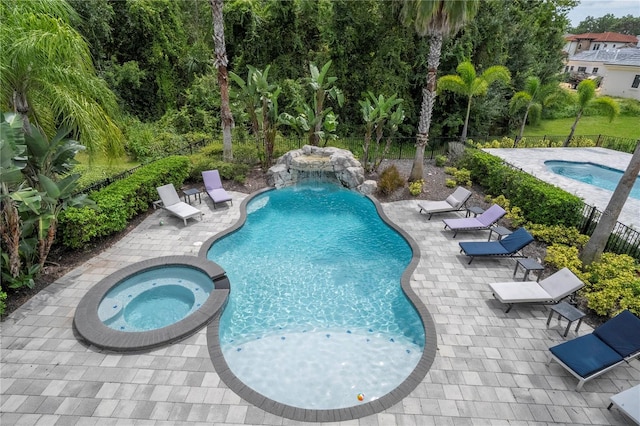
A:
267 145 369 192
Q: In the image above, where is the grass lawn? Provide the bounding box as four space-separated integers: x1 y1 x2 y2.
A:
524 115 639 139
74 153 139 189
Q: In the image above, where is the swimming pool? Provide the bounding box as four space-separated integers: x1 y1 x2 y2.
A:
202 182 434 420
545 160 640 200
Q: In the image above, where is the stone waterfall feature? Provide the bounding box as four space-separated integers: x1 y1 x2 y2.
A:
267 145 374 193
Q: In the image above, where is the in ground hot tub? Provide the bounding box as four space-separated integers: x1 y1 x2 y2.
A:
74 256 229 351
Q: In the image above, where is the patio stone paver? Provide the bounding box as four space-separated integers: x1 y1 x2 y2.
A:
1 189 639 425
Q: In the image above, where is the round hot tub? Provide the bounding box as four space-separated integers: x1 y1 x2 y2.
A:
74 256 229 352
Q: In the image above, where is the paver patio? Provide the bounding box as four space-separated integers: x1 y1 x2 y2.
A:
1 190 638 425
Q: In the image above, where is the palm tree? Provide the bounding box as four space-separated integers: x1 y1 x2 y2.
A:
563 79 619 147
0 0 123 157
510 76 556 144
437 61 510 144
209 0 234 161
400 0 480 182
581 140 640 265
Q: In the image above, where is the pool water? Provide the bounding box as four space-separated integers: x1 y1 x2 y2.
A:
207 182 425 409
545 160 640 200
98 266 214 331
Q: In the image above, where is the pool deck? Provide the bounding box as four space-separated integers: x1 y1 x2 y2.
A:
484 147 640 230
2 188 639 425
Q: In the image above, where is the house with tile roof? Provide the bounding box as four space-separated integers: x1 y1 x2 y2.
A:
564 32 638 56
563 33 640 99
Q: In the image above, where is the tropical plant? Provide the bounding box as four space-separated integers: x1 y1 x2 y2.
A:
208 0 234 161
563 79 620 146
399 0 480 181
509 76 564 144
0 0 124 157
0 112 93 290
437 61 510 144
305 61 344 146
359 92 405 171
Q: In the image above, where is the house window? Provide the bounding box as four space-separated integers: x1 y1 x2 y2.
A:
592 67 599 74
632 75 640 89
592 44 601 50
578 67 587 72
570 66 574 71
565 66 569 73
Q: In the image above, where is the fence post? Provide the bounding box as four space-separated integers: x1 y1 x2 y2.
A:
596 134 602 147
581 205 597 234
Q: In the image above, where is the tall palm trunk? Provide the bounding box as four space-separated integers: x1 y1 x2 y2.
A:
515 107 530 147
210 0 234 161
581 140 640 265
0 196 22 277
460 96 472 142
409 33 442 182
564 109 582 147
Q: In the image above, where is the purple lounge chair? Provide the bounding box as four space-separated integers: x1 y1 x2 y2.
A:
442 204 507 238
202 170 232 208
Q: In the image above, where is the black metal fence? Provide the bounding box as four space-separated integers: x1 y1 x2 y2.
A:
578 205 640 259
470 134 638 153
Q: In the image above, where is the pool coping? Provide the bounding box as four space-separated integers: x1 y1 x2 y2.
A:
199 186 437 422
73 256 230 352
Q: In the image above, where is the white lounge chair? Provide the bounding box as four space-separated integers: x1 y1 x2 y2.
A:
156 184 203 226
488 267 585 313
417 186 472 220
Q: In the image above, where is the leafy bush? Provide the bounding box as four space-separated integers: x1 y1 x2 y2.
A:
444 166 457 175
0 284 6 316
526 223 589 248
445 178 456 188
59 156 191 248
189 156 249 183
459 150 582 226
485 195 525 227
544 244 584 277
435 155 447 167
377 165 404 195
584 253 640 316
453 168 472 187
409 179 424 196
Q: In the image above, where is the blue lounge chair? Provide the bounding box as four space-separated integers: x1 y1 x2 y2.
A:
458 227 534 264
443 204 507 238
548 310 640 390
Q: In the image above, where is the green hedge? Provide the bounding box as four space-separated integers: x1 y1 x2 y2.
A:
59 156 191 248
458 149 583 227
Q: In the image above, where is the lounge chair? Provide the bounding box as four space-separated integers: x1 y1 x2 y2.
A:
488 267 585 313
417 186 472 220
156 184 203 226
458 227 534 264
443 204 507 238
548 309 640 390
202 170 232 208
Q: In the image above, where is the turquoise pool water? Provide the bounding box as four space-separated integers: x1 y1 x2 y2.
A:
545 160 640 200
206 182 425 409
98 266 213 331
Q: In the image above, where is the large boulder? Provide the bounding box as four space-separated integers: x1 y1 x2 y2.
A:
267 145 365 190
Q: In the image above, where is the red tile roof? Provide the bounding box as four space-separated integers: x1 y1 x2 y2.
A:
566 32 638 43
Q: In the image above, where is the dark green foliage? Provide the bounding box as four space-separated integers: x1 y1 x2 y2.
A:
59 156 191 248
458 150 583 226
377 165 404 195
189 156 249 184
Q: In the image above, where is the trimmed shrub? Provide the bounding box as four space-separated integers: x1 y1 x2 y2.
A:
584 253 640 316
59 156 191 248
459 150 582 226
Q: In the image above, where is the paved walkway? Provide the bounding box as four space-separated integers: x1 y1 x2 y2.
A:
2 190 639 425
484 147 640 229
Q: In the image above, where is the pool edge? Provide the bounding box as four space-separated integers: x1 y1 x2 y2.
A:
202 187 437 422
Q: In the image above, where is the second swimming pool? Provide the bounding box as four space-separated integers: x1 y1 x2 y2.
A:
205 182 428 411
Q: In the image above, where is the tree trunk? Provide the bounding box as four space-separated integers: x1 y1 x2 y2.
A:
460 96 472 143
409 33 443 182
564 109 582 147
0 197 22 277
515 107 530 147
210 0 234 161
13 90 32 135
580 140 640 265
37 218 57 270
